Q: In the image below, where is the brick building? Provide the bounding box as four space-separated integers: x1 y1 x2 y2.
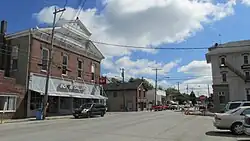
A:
1 19 107 118
104 80 147 112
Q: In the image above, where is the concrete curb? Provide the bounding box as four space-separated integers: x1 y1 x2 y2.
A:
2 116 73 124
187 112 215 117
2 112 115 124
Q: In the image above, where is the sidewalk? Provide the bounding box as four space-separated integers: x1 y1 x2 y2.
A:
1 112 116 124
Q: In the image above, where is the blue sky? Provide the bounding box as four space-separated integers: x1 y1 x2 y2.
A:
1 0 250 94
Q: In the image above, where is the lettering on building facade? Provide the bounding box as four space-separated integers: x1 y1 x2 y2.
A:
56 83 86 93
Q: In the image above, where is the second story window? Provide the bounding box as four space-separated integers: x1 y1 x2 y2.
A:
220 57 226 66
77 59 83 78
41 48 49 71
11 46 18 70
222 73 227 82
244 55 249 64
246 89 250 101
139 90 141 98
62 54 68 75
91 63 95 81
246 72 250 80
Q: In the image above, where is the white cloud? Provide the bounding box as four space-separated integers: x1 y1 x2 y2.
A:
176 60 212 96
242 0 250 6
177 60 212 76
34 0 236 58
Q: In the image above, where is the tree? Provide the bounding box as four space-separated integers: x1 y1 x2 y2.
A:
110 78 121 83
128 77 134 82
158 86 164 90
189 91 197 105
128 77 154 90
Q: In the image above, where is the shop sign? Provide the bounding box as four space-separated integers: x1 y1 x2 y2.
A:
57 83 86 93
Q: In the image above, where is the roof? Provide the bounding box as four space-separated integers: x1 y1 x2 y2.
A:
103 80 143 91
206 40 250 63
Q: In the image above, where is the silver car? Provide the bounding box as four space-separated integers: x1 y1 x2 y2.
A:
243 114 250 135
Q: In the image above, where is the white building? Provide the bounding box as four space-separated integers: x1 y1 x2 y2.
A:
146 89 166 105
206 41 250 112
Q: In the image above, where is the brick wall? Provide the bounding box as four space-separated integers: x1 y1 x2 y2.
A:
0 70 25 119
29 39 101 83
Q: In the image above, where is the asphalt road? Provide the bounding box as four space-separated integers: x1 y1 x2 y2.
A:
0 111 249 141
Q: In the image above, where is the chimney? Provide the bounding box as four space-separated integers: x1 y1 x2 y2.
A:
0 20 7 70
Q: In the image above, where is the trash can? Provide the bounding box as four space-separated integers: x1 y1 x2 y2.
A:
36 108 43 120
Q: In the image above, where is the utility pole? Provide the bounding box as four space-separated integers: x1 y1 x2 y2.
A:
152 68 162 106
207 84 210 96
177 82 180 93
42 7 66 119
121 68 126 111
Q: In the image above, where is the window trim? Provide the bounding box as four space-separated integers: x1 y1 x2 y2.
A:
41 48 49 72
0 95 17 113
62 54 68 76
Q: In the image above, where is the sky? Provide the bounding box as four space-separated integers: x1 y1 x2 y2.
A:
1 0 250 96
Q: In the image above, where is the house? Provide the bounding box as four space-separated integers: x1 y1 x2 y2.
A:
103 80 147 112
206 41 250 112
146 89 166 105
0 19 107 119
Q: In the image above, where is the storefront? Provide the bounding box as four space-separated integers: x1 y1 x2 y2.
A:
27 73 107 117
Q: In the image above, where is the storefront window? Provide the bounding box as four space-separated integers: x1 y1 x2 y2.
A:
60 97 71 109
0 95 17 111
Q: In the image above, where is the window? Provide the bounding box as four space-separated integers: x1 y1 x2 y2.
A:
222 73 227 82
139 90 141 98
218 92 226 104
229 103 241 110
220 57 226 65
11 46 18 70
91 63 95 81
60 97 70 109
113 92 117 97
246 72 250 80
41 48 49 71
143 91 146 98
243 103 250 106
0 96 17 111
62 54 68 75
242 108 250 115
244 55 249 64
30 92 43 110
246 89 250 101
77 59 83 78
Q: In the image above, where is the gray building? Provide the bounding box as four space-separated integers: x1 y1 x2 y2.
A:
206 41 250 112
103 80 147 112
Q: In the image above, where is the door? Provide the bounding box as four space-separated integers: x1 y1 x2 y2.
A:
91 104 99 115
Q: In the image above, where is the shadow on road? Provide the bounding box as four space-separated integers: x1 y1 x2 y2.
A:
205 131 248 138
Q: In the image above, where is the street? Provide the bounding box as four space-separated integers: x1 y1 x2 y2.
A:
0 111 249 141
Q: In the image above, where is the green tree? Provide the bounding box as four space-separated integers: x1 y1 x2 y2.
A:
110 78 121 83
189 91 197 105
158 86 164 90
128 77 154 90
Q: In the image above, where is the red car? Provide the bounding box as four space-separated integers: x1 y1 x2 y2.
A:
152 105 163 111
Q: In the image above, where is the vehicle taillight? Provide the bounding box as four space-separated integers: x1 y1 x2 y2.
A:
245 117 250 125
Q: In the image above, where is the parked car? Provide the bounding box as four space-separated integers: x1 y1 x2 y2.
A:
170 104 178 110
213 106 250 135
243 114 250 135
223 101 250 113
162 105 169 110
72 103 106 118
152 105 163 111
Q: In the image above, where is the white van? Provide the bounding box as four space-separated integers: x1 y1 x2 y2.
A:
224 101 250 112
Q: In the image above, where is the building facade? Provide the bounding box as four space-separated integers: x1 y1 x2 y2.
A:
206 41 250 112
1 19 107 118
146 89 166 105
104 80 147 112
